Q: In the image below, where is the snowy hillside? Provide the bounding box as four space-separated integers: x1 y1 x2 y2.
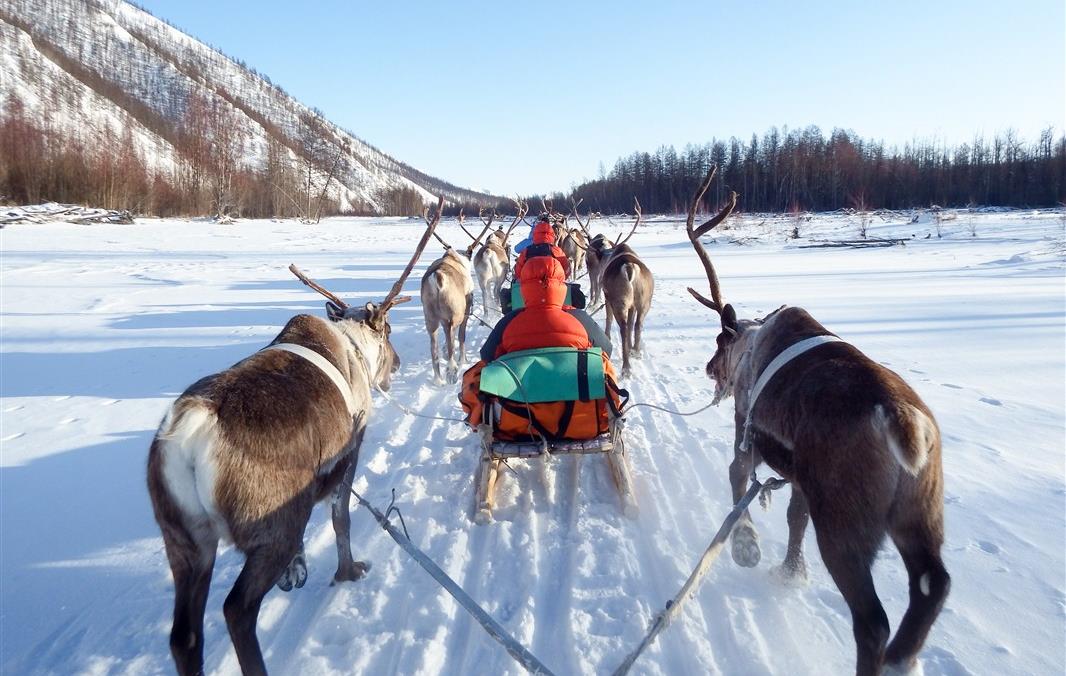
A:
1 210 1064 675
0 0 494 212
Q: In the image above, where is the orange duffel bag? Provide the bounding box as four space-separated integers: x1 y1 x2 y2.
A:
458 349 627 442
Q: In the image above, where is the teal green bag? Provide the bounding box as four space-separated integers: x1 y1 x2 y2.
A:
480 347 605 403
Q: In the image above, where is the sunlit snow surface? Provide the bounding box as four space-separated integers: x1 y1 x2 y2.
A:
2 210 1063 675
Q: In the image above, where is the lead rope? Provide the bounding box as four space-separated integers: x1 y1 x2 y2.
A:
351 487 556 675
611 473 787 676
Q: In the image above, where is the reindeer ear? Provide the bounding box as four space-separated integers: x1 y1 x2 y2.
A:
722 304 738 333
326 301 344 322
365 302 387 330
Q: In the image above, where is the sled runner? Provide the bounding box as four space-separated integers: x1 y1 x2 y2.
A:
460 346 637 523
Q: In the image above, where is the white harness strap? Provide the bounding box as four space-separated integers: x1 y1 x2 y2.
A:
741 334 843 451
262 343 356 416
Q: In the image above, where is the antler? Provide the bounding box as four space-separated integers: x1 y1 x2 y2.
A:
462 207 495 255
426 202 451 249
570 197 595 238
540 197 553 218
563 198 593 251
455 208 474 240
289 264 349 309
615 197 643 246
382 195 445 312
685 165 737 313
504 198 529 240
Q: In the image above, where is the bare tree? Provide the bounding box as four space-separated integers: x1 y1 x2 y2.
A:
297 108 347 223
208 103 245 220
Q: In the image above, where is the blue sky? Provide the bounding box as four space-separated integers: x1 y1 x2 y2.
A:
135 0 1064 195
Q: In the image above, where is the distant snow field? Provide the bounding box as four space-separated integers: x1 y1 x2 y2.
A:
1 210 1063 675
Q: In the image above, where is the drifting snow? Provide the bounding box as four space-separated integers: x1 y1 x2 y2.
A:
1 210 1063 675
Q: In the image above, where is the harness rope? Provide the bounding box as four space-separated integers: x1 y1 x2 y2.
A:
611 474 787 676
351 486 556 676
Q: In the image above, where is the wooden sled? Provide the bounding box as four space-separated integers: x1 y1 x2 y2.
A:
473 407 637 524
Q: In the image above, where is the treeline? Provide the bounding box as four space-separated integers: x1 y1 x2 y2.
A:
0 92 423 218
555 126 1066 215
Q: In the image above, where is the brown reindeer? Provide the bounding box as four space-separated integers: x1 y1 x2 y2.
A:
146 198 442 676
473 202 525 315
684 166 949 675
599 198 654 378
421 206 493 384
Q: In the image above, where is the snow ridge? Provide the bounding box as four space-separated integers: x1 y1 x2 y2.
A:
0 0 495 212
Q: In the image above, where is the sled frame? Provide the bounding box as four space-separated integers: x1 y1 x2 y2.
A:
473 409 637 524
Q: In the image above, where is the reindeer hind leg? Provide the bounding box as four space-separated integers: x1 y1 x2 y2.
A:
811 504 891 676
223 533 303 676
443 321 458 384
164 520 217 676
426 320 442 384
884 516 950 670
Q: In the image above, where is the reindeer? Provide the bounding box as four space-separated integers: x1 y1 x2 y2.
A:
146 199 442 676
559 197 592 281
599 198 654 378
684 166 949 676
472 202 526 315
421 206 493 384
539 196 570 244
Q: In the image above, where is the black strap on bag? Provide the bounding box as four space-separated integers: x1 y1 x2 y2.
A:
606 378 630 417
555 400 575 438
577 349 590 402
500 400 555 440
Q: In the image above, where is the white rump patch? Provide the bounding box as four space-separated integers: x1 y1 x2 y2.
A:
873 404 932 476
158 403 228 540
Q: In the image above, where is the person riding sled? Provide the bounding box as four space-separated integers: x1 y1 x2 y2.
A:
460 255 623 441
513 214 571 279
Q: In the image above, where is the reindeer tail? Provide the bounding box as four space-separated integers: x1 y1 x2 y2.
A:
622 262 636 283
873 402 939 476
155 399 222 522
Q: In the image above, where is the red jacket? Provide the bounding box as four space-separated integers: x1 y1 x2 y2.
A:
496 256 590 357
513 221 571 279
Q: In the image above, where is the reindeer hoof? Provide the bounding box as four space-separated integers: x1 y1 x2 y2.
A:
474 507 493 524
731 524 761 568
882 659 923 676
332 560 370 584
770 559 809 587
276 552 308 592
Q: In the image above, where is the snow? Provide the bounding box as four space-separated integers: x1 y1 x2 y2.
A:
1 210 1064 675
1 0 455 211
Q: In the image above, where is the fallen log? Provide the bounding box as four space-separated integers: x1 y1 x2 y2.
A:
799 238 906 249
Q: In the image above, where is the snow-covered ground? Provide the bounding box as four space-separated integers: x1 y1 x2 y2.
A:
1 210 1063 675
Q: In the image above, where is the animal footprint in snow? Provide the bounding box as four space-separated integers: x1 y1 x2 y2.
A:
60 417 79 425
940 383 963 390
2 432 25 442
979 397 1003 406
3 404 24 413
976 540 1001 555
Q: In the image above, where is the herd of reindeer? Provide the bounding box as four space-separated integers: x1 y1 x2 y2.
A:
419 190 652 382
147 165 949 676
